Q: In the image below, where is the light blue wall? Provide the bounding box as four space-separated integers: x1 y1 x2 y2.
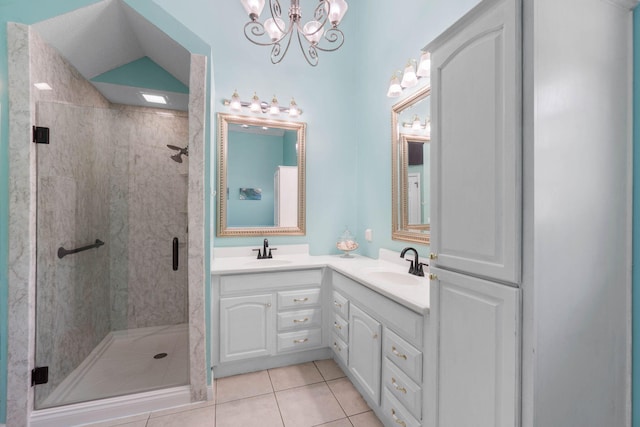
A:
633 7 639 427
353 0 481 258
91 56 189 93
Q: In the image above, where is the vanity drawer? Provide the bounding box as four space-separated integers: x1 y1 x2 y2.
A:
332 333 349 366
277 308 322 331
277 328 322 353
383 328 423 383
332 313 349 342
382 388 421 427
278 288 321 309
383 358 422 420
332 291 349 319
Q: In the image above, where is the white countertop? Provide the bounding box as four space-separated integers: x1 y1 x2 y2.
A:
211 246 430 314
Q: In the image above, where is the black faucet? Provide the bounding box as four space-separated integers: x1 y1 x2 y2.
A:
400 247 426 276
253 238 276 259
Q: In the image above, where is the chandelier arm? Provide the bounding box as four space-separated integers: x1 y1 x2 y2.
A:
295 28 319 67
310 0 330 31
313 27 345 52
244 19 293 47
268 0 288 34
272 26 296 64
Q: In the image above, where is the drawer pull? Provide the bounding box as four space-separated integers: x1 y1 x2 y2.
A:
334 301 342 308
293 317 309 323
391 409 407 427
334 322 342 330
293 338 309 344
392 346 408 360
333 342 342 352
391 377 407 394
293 297 309 303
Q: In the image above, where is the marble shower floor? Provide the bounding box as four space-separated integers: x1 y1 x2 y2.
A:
84 360 384 427
42 324 189 408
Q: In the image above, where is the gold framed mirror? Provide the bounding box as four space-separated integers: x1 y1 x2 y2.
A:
217 113 306 236
391 86 431 244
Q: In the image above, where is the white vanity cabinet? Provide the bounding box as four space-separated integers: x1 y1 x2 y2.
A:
332 272 425 427
429 0 521 285
215 269 324 368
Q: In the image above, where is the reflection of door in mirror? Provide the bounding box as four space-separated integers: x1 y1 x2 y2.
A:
408 173 421 224
227 126 297 227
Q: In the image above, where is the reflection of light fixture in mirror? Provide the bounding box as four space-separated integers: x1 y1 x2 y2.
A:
401 60 418 88
240 0 348 66
403 115 430 132
387 51 431 98
223 91 304 116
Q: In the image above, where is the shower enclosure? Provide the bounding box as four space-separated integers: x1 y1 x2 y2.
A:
34 101 190 409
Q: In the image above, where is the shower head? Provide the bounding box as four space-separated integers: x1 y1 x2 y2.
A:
167 145 189 163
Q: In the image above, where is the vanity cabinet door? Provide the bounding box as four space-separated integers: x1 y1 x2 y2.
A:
430 267 520 427
429 0 521 284
220 294 275 362
348 304 382 405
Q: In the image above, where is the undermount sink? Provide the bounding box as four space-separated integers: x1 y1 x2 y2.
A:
243 259 293 267
364 270 424 286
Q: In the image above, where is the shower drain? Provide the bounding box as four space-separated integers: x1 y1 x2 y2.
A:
154 352 168 359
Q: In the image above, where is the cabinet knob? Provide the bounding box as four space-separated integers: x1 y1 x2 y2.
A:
391 409 407 427
428 273 438 281
429 252 438 260
334 301 342 308
265 303 272 307
334 322 342 330
333 342 342 352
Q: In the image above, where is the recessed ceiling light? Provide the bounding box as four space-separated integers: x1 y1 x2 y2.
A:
142 93 167 104
34 82 52 90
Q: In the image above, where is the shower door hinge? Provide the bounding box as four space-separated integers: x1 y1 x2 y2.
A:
32 126 50 144
31 366 49 386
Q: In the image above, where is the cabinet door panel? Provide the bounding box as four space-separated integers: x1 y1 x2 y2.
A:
430 0 521 284
348 304 382 405
220 294 274 362
431 267 519 427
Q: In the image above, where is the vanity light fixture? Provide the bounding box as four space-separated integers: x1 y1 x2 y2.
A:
402 115 431 133
387 51 431 98
240 0 348 67
223 91 304 116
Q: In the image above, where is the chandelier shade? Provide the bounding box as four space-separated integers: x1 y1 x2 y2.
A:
241 0 348 66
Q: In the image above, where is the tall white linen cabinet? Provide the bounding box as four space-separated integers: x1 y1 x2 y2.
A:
425 0 637 426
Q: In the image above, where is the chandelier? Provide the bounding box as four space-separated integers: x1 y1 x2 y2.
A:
240 0 349 66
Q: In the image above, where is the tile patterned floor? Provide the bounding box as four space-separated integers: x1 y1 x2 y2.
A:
86 359 385 427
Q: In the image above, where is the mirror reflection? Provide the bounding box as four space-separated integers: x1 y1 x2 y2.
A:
217 113 306 236
392 86 431 244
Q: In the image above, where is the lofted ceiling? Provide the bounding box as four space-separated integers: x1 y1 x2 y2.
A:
33 0 191 111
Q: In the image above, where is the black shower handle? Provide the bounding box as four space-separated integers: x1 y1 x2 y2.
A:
173 237 178 271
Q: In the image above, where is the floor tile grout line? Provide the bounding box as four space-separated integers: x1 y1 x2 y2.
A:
266 369 287 427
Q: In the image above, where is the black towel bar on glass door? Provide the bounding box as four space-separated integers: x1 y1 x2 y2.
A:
58 239 105 259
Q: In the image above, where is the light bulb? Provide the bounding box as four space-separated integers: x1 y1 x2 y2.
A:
325 0 348 26
386 75 402 98
250 92 261 113
240 0 265 19
289 98 300 117
230 90 242 111
303 21 324 44
401 60 418 88
264 17 286 41
269 95 280 115
417 51 431 78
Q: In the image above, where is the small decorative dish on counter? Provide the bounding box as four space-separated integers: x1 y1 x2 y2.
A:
337 227 358 258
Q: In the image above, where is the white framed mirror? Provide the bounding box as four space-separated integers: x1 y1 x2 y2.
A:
391 86 431 245
217 113 306 236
